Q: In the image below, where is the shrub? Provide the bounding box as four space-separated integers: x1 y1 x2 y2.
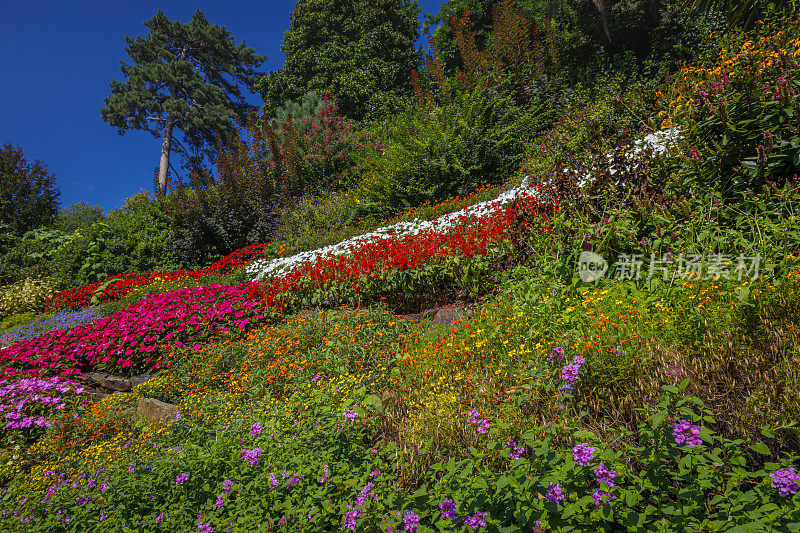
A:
0 228 71 286
355 81 541 216
0 278 57 321
50 191 176 288
661 16 800 199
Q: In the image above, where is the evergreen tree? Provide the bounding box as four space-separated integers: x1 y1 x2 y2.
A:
100 9 266 197
258 0 422 121
0 143 60 236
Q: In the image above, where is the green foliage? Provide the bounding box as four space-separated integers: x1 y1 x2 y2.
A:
258 0 422 121
166 170 279 270
355 82 543 215
55 202 104 234
0 143 60 237
275 191 361 241
0 227 71 286
50 191 177 288
100 9 266 195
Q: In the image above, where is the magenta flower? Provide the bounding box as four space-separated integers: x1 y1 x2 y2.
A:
439 497 458 520
546 482 564 504
175 472 188 485
594 463 617 488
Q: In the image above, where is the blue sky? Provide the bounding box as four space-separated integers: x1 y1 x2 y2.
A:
0 1 447 215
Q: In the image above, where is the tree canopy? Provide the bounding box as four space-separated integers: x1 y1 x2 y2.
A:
257 0 422 121
100 9 266 196
0 143 60 237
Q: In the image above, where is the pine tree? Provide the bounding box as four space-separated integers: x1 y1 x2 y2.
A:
0 143 60 236
100 10 266 197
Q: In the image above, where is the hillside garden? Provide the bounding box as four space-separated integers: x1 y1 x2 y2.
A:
1 2 800 531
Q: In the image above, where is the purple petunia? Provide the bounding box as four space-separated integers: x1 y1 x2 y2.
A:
771 468 799 497
175 472 188 485
439 497 458 520
572 443 595 466
672 419 702 448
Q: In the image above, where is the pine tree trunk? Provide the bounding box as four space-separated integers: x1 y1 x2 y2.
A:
157 114 176 197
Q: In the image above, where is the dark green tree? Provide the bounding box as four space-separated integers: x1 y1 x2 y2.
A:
258 0 422 121
0 143 60 236
100 9 266 197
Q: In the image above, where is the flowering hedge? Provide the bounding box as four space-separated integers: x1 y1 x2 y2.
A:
42 243 275 312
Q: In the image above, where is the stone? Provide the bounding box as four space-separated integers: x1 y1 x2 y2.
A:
430 306 474 325
137 397 180 427
89 372 131 392
130 374 153 388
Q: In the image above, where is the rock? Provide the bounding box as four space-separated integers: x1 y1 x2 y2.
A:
430 306 474 326
89 372 131 392
130 374 153 388
137 397 180 427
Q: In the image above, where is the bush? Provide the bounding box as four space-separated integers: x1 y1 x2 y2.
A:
50 191 176 288
355 81 543 216
0 228 71 286
0 278 57 321
662 16 800 200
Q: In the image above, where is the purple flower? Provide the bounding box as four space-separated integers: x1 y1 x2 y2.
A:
320 464 330 484
592 489 615 507
198 521 213 533
215 494 224 509
561 363 580 388
344 409 358 421
531 520 543 532
240 448 264 467
665 365 683 380
222 479 234 493
594 463 617 488
439 497 458 520
250 422 262 437
343 505 361 530
505 439 525 461
155 513 164 524
175 472 189 485
463 511 488 530
467 408 491 434
672 420 702 448
771 468 799 497
546 483 564 504
548 346 564 360
402 510 420 532
572 443 595 466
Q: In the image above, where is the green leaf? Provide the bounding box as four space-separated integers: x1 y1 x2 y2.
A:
748 443 770 455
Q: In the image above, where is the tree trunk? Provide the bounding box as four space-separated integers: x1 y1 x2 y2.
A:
157 114 176 197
